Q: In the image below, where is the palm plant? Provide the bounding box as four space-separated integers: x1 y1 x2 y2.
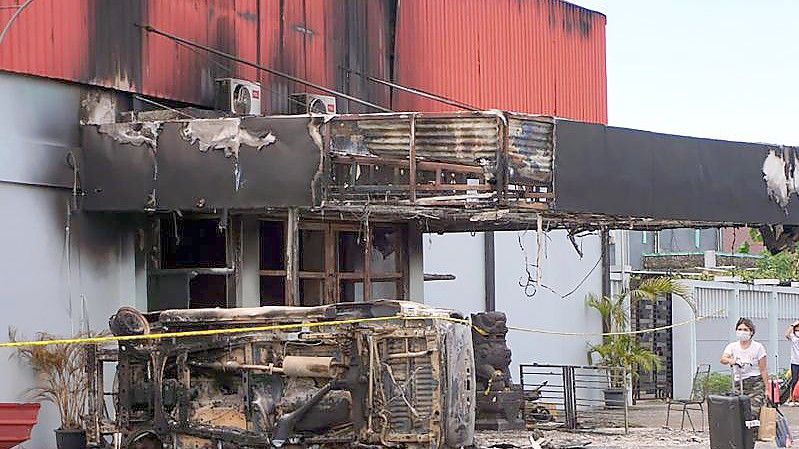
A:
587 277 689 389
8 328 91 430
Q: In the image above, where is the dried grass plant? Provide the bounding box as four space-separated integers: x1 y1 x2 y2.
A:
8 328 93 430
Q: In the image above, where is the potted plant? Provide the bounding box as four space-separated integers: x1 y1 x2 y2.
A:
9 328 91 449
586 277 686 407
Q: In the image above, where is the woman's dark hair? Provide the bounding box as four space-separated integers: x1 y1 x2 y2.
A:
736 317 755 336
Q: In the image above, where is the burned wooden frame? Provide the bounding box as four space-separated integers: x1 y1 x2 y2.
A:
145 211 411 310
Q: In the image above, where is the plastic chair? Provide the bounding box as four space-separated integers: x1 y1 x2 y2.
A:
666 364 711 431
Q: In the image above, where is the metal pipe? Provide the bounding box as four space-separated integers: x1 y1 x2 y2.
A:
137 24 393 113
189 360 285 374
343 67 480 111
386 350 431 360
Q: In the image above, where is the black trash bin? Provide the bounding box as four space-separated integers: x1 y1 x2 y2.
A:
707 393 756 449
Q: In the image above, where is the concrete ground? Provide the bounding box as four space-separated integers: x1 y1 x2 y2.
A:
474 399 799 448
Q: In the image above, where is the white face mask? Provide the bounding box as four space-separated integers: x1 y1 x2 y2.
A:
736 330 752 341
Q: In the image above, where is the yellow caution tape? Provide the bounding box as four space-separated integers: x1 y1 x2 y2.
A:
0 315 486 349
0 308 720 349
506 310 717 337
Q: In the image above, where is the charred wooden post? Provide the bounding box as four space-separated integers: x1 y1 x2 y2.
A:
471 311 525 431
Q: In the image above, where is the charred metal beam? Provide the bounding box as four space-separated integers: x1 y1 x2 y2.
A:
424 273 456 281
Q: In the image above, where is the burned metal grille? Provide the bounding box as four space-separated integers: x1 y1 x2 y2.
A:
374 332 441 444
326 114 503 207
324 112 555 210
506 115 555 206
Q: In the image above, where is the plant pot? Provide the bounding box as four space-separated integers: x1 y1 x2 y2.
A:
603 388 625 409
55 428 86 449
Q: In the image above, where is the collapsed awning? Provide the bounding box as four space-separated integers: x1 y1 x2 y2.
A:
78 110 799 233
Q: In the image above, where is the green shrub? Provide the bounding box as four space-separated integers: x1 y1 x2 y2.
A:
706 372 732 395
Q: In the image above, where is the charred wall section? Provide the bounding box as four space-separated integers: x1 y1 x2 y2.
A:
80 116 322 211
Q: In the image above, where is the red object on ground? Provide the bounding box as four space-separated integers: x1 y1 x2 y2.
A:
768 379 781 404
0 403 40 449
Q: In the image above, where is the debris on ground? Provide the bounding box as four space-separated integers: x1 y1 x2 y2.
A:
474 427 708 449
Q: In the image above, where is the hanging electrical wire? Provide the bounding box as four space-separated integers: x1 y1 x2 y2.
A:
133 95 197 120
342 67 480 111
168 38 309 112
137 24 393 113
518 229 604 299
0 0 34 46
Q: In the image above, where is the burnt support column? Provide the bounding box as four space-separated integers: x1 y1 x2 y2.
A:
286 208 299 306
601 229 611 333
484 231 495 312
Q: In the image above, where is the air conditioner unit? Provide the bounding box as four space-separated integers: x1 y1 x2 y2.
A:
289 93 337 115
215 78 261 115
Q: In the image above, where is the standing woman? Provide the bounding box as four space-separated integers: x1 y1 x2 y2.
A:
720 317 769 418
785 320 799 404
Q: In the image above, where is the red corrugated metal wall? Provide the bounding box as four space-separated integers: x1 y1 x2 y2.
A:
392 0 607 123
0 0 605 122
0 0 396 113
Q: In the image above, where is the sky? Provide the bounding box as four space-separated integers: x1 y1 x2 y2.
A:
568 0 799 145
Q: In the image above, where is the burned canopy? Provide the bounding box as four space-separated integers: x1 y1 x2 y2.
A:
78 111 799 232
81 115 324 210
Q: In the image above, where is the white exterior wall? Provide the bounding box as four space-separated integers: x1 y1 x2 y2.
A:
424 230 604 382
423 233 486 313
0 73 143 447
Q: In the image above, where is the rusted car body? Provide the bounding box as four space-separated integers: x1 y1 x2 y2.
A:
86 301 475 449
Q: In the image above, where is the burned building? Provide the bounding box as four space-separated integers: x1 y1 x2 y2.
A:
4 1 799 447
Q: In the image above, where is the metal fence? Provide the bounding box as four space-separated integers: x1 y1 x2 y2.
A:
520 364 629 432
672 280 799 398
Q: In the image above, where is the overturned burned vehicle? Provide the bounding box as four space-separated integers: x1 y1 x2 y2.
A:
86 301 475 449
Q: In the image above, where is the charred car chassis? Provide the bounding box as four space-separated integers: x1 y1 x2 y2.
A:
86 301 475 449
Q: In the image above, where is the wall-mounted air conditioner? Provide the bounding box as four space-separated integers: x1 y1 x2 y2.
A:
289 93 337 115
215 78 261 115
